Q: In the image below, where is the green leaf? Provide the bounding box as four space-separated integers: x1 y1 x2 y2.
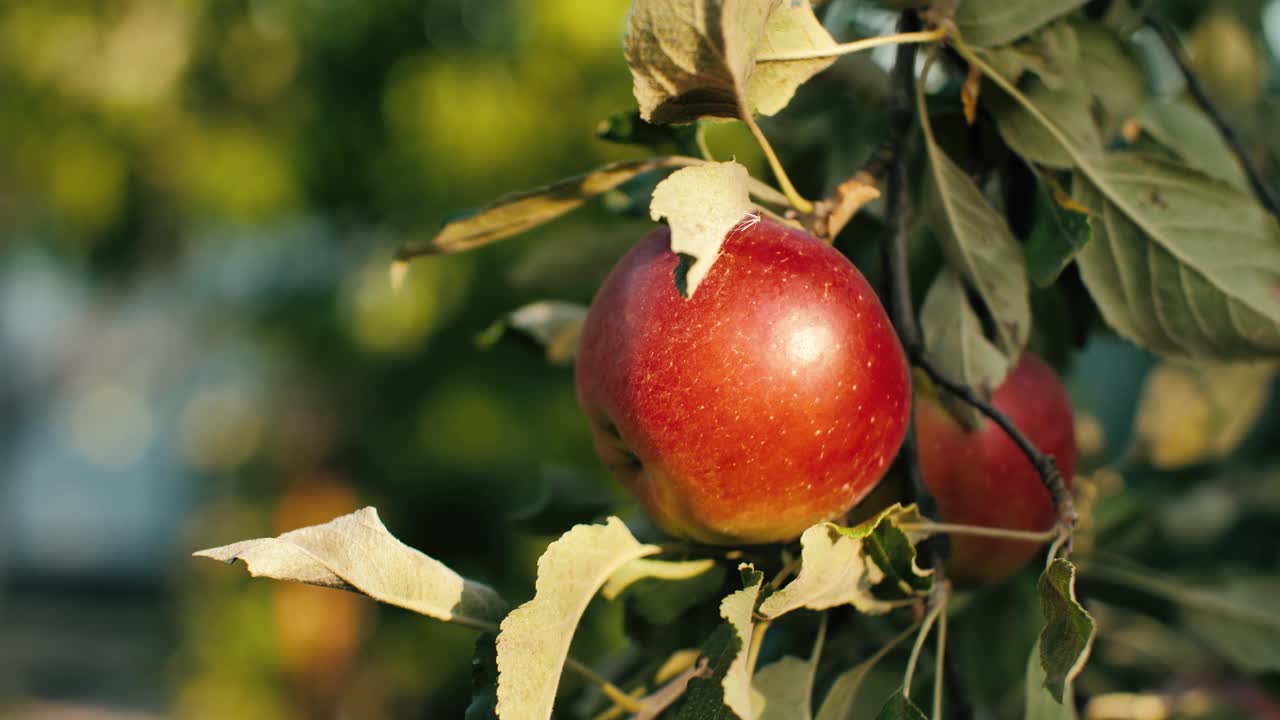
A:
874 688 928 720
508 465 618 536
753 619 824 720
1037 559 1095 704
672 566 765 720
596 110 701 154
979 20 1081 91
955 0 1089 47
816 622 915 720
649 161 755 297
465 634 499 720
969 50 1280 358
495 517 659 719
1073 166 1280 358
672 625 742 720
1086 562 1280 674
1024 638 1077 720
1026 193 1092 287
397 158 682 257
761 506 931 619
1072 20 1145 136
193 507 509 629
1137 98 1249 191
920 268 1011 427
922 117 1031 358
987 80 1102 170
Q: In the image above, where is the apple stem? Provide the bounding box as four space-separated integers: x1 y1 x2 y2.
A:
565 657 646 714
1144 13 1280 217
755 27 948 63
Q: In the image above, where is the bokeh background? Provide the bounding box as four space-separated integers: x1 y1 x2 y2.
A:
1 1 1278 718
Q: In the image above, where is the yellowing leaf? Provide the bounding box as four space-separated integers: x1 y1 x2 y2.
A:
603 557 718 599
722 565 765 719
495 517 658 720
194 507 508 629
1134 361 1276 469
397 158 685 259
626 0 835 124
625 0 777 124
750 1 838 116
649 160 755 297
760 506 931 619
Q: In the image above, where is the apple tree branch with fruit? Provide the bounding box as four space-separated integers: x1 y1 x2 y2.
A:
197 2 1280 718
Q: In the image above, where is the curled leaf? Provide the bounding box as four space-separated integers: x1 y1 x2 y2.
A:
194 507 509 629
649 160 755 297
495 518 659 720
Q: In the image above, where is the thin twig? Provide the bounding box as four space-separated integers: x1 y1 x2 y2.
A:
902 590 944 700
565 657 645 714
913 352 1077 535
1144 13 1280 216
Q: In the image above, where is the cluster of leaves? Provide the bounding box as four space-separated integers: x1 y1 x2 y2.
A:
198 0 1280 718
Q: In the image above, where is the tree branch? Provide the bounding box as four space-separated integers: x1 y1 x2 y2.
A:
1145 13 1280 217
912 352 1077 534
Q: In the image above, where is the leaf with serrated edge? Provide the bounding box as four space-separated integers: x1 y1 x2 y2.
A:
955 0 1089 47
602 557 718 599
921 268 1011 427
1024 637 1077 720
671 624 740 720
761 505 931 619
507 301 588 365
625 0 778 124
401 158 680 257
1134 361 1276 469
875 688 928 720
1038 559 1095 704
495 517 659 720
194 507 508 629
923 127 1031 357
750 1 838 116
723 565 765 719
650 161 756 297
972 51 1280 358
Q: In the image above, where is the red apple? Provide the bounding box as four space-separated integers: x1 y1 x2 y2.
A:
916 353 1077 585
575 216 910 545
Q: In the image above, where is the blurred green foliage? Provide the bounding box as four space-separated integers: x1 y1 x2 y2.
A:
2 0 1280 718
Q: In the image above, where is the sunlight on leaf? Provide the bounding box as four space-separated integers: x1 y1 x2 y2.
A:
603 557 719 599
761 505 931 619
650 160 755 297
194 507 509 629
495 517 659 720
